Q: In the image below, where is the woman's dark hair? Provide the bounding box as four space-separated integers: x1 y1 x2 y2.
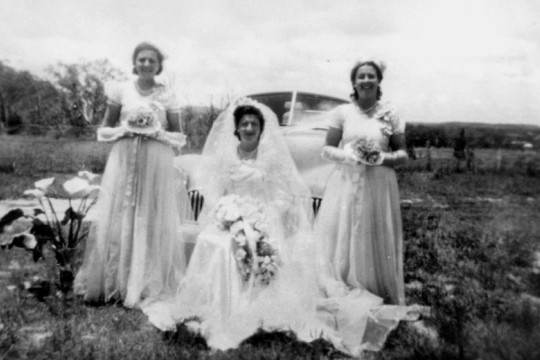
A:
350 61 383 100
233 105 265 140
132 42 165 75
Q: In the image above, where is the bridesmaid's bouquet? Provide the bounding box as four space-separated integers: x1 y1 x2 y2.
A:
214 195 280 286
123 105 161 135
349 138 382 165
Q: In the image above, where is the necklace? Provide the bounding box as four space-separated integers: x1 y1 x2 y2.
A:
356 101 378 113
237 146 258 160
135 80 155 96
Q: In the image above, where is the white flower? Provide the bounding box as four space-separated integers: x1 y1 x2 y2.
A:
63 177 90 199
23 189 45 199
263 256 271 265
235 249 247 261
230 221 244 235
215 207 226 221
243 222 261 244
34 177 55 193
223 207 240 223
254 220 269 235
234 232 247 246
77 171 99 183
22 233 37 250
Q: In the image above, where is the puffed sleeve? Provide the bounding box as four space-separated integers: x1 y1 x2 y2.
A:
326 104 345 129
165 88 181 113
105 82 122 106
390 107 406 135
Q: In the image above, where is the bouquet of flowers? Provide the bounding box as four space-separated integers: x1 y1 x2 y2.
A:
123 105 161 135
348 138 382 165
214 195 280 286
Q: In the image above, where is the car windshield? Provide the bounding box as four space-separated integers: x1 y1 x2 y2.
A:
247 93 293 126
247 92 347 126
290 93 347 126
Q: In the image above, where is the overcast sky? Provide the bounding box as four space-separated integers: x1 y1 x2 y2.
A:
1 0 539 125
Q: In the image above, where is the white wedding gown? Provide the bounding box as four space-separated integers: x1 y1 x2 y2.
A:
143 98 420 357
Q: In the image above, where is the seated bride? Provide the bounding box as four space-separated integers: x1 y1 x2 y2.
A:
143 98 421 357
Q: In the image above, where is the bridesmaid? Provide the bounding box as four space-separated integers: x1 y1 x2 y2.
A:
75 42 187 307
315 58 408 304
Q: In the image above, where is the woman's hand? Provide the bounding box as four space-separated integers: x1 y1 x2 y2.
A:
97 126 128 142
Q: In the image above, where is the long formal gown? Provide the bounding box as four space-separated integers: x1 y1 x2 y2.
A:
74 81 188 307
316 101 406 305
143 98 419 357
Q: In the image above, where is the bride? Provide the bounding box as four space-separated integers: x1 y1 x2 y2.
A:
144 97 419 356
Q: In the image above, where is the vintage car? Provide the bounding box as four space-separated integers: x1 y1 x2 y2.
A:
176 91 349 222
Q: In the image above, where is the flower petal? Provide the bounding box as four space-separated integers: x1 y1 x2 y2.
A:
23 189 45 199
63 178 90 199
34 178 55 192
77 171 99 183
22 233 37 250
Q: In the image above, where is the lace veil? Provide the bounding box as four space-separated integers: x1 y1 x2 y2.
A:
197 97 313 244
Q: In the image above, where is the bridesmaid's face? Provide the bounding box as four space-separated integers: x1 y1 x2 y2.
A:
134 50 160 80
353 65 380 100
237 114 262 145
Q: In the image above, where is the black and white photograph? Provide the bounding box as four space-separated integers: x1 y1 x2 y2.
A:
0 0 539 359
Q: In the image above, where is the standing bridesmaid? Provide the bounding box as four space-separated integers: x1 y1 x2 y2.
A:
315 59 408 305
75 42 187 307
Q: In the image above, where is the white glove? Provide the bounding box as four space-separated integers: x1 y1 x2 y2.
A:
96 127 127 142
321 145 357 165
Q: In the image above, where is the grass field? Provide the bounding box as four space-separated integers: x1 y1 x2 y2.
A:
1 135 539 180
1 136 540 359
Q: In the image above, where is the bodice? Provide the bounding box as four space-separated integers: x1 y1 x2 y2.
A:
224 160 267 201
331 102 405 152
108 81 180 131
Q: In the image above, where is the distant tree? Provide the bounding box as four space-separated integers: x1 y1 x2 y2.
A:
181 105 222 153
453 128 466 160
17 78 65 135
47 59 127 132
0 62 36 132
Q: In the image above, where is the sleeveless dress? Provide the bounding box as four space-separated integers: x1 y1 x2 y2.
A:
315 101 406 305
74 81 188 307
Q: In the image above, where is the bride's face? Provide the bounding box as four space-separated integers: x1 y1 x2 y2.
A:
237 114 262 145
353 65 380 100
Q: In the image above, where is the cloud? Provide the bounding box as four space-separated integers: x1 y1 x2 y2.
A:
1 0 539 124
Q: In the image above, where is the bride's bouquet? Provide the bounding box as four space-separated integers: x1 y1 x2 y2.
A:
346 138 382 165
214 195 280 286
123 105 161 135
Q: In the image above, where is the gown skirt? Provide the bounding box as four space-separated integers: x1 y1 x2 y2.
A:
316 163 405 305
75 137 187 307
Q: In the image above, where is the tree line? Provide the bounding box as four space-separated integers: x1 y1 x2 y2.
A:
406 122 540 150
2 60 539 150
0 60 126 137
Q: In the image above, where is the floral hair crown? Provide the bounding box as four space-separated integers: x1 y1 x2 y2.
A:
233 97 262 109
